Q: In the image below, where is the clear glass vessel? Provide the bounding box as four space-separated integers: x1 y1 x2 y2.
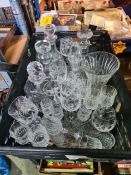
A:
100 85 117 108
53 102 64 120
43 117 63 136
40 78 60 97
24 80 42 107
60 93 81 112
68 42 82 72
81 51 120 85
97 132 115 149
9 121 29 145
60 37 73 56
40 96 54 118
49 59 67 83
35 40 52 65
44 24 57 45
91 107 117 132
83 85 101 110
28 118 49 147
8 96 38 125
77 105 92 122
77 29 93 55
79 135 102 149
27 61 46 85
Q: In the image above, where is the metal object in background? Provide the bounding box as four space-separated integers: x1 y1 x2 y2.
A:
9 0 29 35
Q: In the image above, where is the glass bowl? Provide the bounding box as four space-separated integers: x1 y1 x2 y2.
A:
81 51 120 85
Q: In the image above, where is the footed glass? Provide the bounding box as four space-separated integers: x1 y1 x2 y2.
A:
50 132 65 147
55 131 81 148
60 80 75 96
77 29 93 40
83 120 101 137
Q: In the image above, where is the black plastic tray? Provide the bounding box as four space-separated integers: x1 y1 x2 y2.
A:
0 31 131 161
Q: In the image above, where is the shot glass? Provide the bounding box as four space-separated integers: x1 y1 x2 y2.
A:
9 121 29 145
100 85 117 108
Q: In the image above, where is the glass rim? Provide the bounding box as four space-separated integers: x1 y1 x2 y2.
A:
35 40 51 54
